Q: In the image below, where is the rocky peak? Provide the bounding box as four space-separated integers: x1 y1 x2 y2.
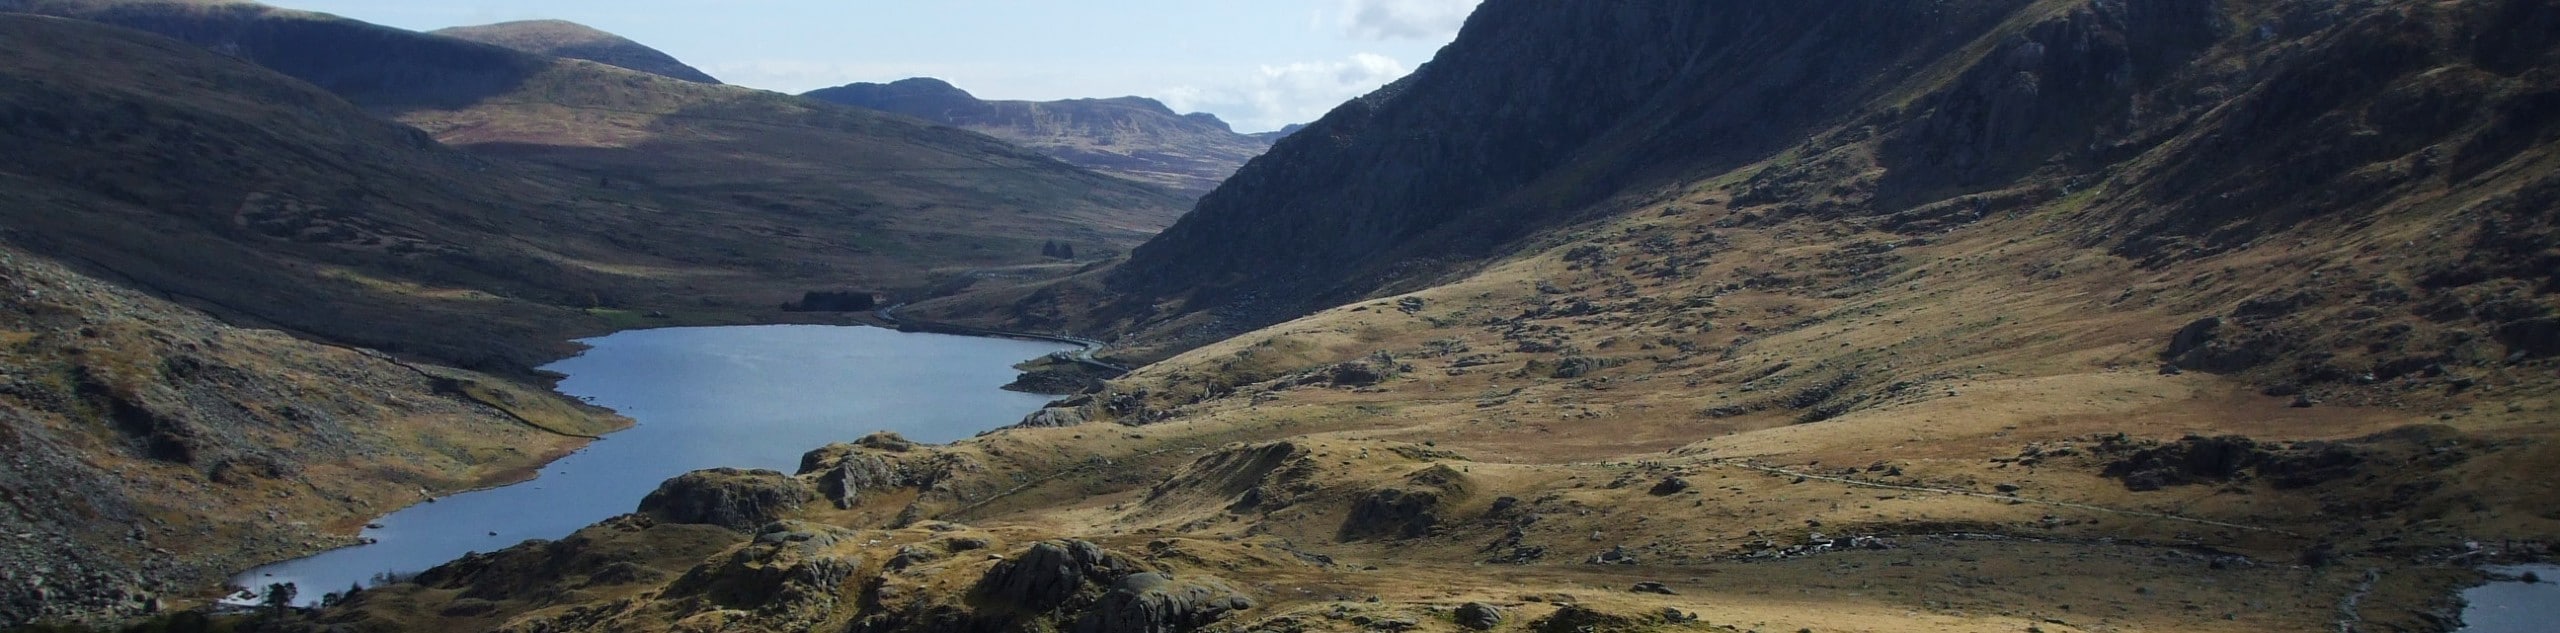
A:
636 468 815 531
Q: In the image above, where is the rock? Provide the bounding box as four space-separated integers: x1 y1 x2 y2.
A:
974 540 1149 610
2165 317 2222 358
1586 546 1638 565
1328 361 1389 387
1339 465 1469 541
636 468 815 531
2099 434 2365 491
1994 483 2022 493
884 545 941 571
1455 602 1506 630
660 522 863 630
1017 407 1088 428
1339 488 1444 541
2289 395 2318 408
2498 317 2560 358
1630 581 1677 595
1649 476 1691 495
1533 605 1643 632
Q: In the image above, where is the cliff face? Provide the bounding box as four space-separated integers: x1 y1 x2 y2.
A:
1104 1 2041 345
807 78 1279 197
432 20 723 85
1090 0 2557 366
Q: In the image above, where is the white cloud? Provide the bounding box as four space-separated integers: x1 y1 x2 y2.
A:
1330 0 1481 41
1155 53 1412 132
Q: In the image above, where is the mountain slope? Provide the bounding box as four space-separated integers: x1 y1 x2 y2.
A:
432 19 722 84
0 15 630 626
330 1 2560 632
806 77 1278 197
7 0 1192 288
0 5 1182 625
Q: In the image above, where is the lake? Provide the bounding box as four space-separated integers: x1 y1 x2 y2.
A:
2458 564 2560 633
232 325 1071 603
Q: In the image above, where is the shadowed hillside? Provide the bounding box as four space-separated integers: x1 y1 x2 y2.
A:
434 19 723 84
0 15 634 625
6 0 1192 293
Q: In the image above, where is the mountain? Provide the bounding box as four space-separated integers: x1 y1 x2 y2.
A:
4 0 1192 317
309 1 2560 631
0 2 1185 625
432 19 721 84
0 14 630 625
1246 123 1306 144
806 78 1278 197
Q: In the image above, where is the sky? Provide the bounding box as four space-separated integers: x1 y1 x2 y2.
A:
263 0 1482 132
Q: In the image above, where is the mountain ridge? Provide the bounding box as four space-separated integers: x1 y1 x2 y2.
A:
806 77 1280 197
432 19 722 84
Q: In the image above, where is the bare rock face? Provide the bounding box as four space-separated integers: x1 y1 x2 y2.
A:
637 468 815 531
1073 572 1255 633
797 432 985 513
1455 602 1506 630
1338 465 1472 542
659 522 864 630
974 540 1151 610
2096 435 2366 491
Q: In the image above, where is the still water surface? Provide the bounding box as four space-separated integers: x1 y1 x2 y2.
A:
2457 564 2560 633
233 325 1069 602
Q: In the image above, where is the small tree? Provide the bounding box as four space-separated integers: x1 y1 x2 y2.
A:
261 582 297 616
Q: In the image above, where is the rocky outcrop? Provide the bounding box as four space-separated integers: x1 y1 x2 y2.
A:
2097 435 2366 491
1338 465 1472 542
1014 406 1089 429
1455 602 1506 630
1074 572 1254 633
974 540 1151 610
637 468 815 530
1103 1 2033 348
658 522 864 630
797 432 985 513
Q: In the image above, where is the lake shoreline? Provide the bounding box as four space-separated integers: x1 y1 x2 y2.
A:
225 324 1075 604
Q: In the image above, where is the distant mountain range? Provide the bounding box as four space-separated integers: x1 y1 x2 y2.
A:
806 78 1291 197
433 19 722 84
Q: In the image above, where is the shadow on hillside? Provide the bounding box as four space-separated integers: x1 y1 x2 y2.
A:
10 0 544 111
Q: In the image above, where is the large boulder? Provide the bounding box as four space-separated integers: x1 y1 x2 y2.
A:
637 468 815 530
974 540 1150 610
1073 572 1254 633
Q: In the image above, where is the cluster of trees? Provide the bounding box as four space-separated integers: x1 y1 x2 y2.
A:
1040 240 1077 260
780 290 878 312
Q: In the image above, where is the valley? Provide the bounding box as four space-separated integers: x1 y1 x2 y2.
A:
1 0 2555 632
